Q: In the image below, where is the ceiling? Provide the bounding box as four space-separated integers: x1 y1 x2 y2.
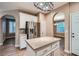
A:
0 2 67 14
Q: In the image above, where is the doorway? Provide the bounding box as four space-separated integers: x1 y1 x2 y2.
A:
70 12 79 55
2 15 15 46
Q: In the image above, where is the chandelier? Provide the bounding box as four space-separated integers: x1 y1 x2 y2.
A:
34 2 54 12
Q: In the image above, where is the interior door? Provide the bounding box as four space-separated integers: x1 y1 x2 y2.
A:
71 12 79 55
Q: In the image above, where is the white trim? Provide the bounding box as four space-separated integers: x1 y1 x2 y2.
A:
15 44 19 47
64 49 70 54
0 43 3 46
70 13 72 54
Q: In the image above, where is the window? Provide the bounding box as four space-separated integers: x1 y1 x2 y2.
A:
53 12 65 37
55 22 65 33
2 20 6 33
9 21 15 33
54 21 65 37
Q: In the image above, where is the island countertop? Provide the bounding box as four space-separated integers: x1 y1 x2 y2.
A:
26 37 61 50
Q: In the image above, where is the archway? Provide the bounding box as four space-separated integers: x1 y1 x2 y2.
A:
1 15 16 46
53 12 65 51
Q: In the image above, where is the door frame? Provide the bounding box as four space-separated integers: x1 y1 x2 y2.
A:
70 11 79 54
70 12 72 54
1 15 16 45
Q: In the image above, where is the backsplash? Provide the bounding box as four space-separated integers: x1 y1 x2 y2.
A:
19 29 25 34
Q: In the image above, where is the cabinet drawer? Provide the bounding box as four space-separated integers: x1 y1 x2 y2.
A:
37 45 52 56
52 41 60 50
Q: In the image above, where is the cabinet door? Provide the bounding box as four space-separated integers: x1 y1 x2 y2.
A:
20 35 27 49
19 12 38 28
31 16 38 22
37 45 51 56
19 13 29 28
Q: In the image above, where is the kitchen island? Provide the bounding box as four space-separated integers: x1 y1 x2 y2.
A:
25 37 61 56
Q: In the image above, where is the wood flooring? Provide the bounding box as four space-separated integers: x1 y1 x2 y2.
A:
0 39 75 56
0 44 70 56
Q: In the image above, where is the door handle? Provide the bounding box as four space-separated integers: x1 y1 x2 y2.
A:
72 33 74 35
72 36 75 38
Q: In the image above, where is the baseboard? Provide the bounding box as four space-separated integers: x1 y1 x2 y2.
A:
15 44 19 47
64 49 70 54
0 43 3 46
0 43 19 47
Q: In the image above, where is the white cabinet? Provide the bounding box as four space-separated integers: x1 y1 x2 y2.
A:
26 41 60 56
20 34 27 49
19 12 38 28
36 45 52 56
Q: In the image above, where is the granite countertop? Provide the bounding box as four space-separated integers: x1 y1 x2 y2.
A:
26 37 61 50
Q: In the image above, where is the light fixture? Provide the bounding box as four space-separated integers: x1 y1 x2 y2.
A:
34 2 54 13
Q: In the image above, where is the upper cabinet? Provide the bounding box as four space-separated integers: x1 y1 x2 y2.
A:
19 12 38 28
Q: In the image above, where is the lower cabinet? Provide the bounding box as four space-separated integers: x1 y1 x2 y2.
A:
26 41 60 56
20 34 27 49
36 45 51 56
